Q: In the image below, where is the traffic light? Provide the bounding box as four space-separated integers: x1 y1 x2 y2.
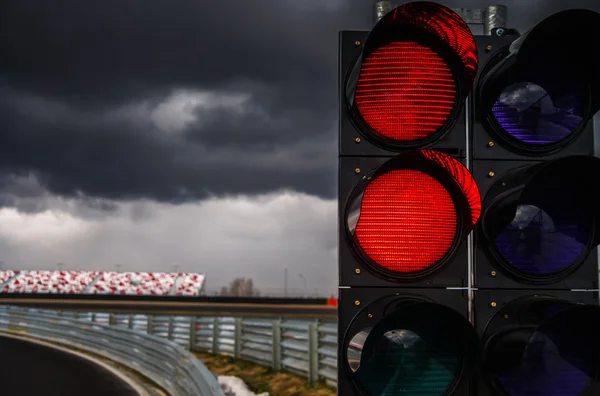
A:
472 9 600 396
338 2 481 395
473 9 600 290
340 0 478 157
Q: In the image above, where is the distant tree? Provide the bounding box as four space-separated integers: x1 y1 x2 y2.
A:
220 278 260 297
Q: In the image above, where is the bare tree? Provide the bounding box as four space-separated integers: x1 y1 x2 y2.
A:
220 278 260 297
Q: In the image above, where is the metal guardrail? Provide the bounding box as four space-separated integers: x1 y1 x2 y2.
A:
32 310 339 388
192 317 338 387
0 306 225 396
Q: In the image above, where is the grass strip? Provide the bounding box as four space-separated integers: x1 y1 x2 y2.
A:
193 351 336 396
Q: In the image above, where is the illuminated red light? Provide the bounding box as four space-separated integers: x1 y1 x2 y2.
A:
352 150 481 273
354 169 457 272
352 2 478 144
355 42 456 141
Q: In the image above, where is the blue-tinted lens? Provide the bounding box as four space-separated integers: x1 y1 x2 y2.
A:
497 332 593 396
496 312 596 396
492 82 585 145
494 205 590 275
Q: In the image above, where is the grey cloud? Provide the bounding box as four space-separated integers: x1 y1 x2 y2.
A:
0 193 338 296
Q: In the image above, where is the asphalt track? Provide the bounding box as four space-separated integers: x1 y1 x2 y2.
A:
0 333 146 396
0 297 338 319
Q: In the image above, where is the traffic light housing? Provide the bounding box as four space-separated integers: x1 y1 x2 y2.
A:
339 150 480 287
339 1 481 289
473 8 600 396
340 1 478 157
473 9 600 290
339 4 600 395
475 156 600 289
338 288 479 396
338 3 481 395
472 9 599 160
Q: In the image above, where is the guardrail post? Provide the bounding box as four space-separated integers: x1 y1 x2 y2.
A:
212 318 219 354
128 314 134 329
308 321 319 384
189 316 198 351
7 309 21 332
272 319 281 370
109 313 117 326
147 314 155 335
168 316 174 340
91 313 96 323
234 318 242 359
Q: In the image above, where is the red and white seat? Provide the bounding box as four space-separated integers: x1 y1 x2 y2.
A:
0 270 16 284
0 270 205 295
91 271 177 295
1 271 97 294
175 273 206 296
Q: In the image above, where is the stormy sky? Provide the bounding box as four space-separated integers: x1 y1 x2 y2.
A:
0 0 598 296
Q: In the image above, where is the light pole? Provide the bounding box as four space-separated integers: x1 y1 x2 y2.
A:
298 273 307 291
284 266 288 297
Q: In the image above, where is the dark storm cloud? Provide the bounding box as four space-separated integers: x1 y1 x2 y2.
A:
0 172 47 212
0 170 119 215
1 0 600 205
0 0 368 109
0 88 336 201
186 101 327 148
0 0 371 203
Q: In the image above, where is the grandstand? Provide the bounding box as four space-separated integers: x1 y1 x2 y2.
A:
0 270 205 296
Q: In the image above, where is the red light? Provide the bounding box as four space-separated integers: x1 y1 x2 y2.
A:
354 169 457 272
355 42 456 141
